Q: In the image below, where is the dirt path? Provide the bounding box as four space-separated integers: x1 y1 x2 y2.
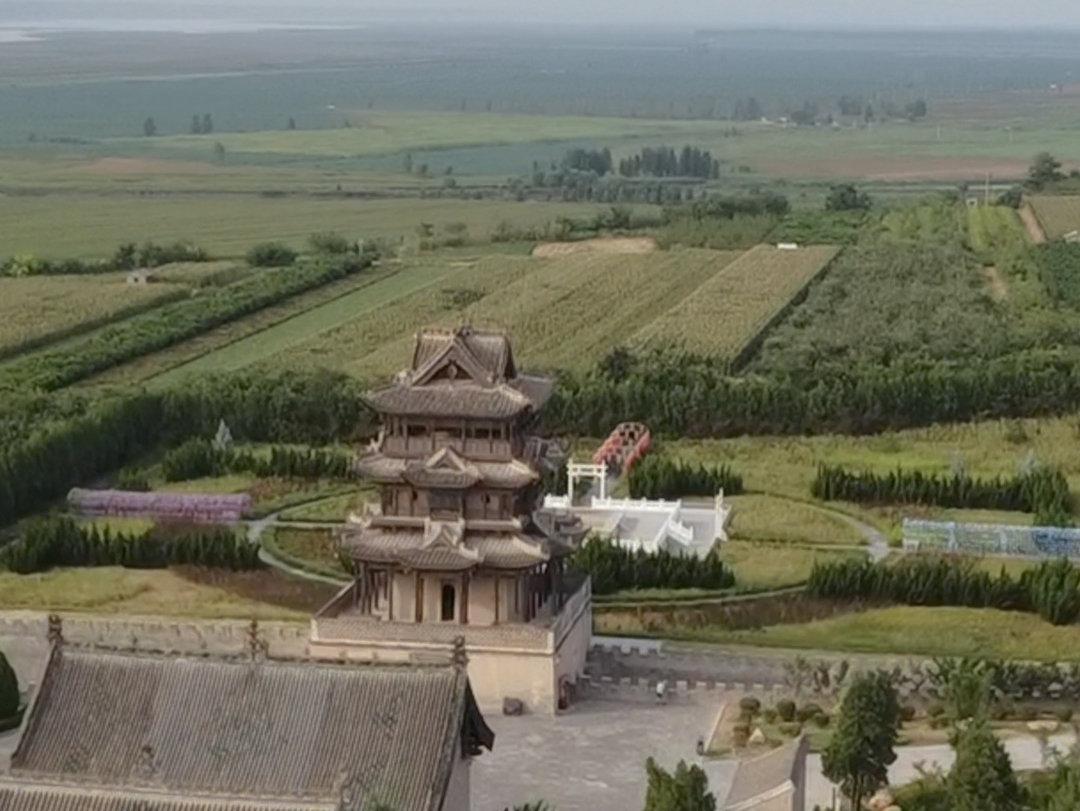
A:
1020 204 1047 244
983 266 1009 302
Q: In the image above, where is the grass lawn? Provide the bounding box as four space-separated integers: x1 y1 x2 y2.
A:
267 527 349 576
685 605 1080 661
0 566 334 620
658 414 1080 534
726 494 864 545
277 491 371 522
720 541 865 592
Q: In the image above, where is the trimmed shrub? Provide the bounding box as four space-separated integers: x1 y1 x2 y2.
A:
778 722 802 737
1054 707 1073 723
900 705 917 723
928 702 948 718
763 708 778 724
739 697 762 716
796 703 824 724
569 537 734 595
733 723 751 747
247 242 297 267
1015 705 1038 722
628 455 743 500
776 699 796 723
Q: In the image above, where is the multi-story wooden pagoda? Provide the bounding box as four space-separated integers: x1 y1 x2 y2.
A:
310 327 592 714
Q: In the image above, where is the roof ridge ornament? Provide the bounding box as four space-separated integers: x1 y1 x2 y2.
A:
47 613 63 646
452 636 468 669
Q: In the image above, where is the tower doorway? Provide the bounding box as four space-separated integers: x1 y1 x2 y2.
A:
441 583 456 622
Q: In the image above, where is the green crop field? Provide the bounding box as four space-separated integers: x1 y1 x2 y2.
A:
0 196 622 259
0 264 237 358
631 244 840 362
151 260 458 385
1029 195 1080 240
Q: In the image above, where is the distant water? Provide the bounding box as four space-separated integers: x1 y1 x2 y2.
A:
0 19 366 37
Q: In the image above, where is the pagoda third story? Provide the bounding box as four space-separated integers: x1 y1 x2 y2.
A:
309 327 592 715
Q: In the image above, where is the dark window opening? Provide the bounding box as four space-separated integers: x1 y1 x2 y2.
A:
407 424 429 437
441 584 456 622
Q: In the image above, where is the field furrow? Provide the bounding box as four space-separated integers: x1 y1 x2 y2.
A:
1029 195 1080 241
631 244 841 362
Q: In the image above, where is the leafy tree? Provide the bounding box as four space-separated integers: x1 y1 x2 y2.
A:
191 114 202 134
403 153 413 174
906 99 929 120
246 242 297 267
948 721 1024 811
1028 152 1065 190
143 117 157 137
825 184 872 212
0 650 19 719
822 670 900 811
287 117 296 130
202 113 213 134
643 758 716 811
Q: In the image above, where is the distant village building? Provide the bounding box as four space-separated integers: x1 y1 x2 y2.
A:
0 619 493 811
309 327 592 715
126 269 155 285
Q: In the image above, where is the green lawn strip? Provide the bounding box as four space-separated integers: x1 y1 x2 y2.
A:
649 605 1080 662
149 262 452 384
277 490 372 522
261 526 350 580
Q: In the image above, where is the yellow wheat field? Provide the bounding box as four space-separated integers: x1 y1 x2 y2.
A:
348 248 741 377
632 244 840 360
1028 196 1080 240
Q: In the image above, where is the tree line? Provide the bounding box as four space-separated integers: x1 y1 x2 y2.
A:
617 146 719 180
1 240 209 277
627 455 743 500
161 438 353 482
807 555 1080 625
812 464 1074 526
0 516 259 574
0 369 371 528
569 536 734 595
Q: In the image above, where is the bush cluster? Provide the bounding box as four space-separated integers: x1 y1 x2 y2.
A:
627 455 743 500
807 555 1080 625
161 438 352 482
0 516 259 573
0 241 209 277
569 536 734 595
811 464 1074 526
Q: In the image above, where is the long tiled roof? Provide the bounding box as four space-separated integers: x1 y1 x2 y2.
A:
722 736 808 811
343 527 551 570
356 451 538 489
366 384 534 419
0 784 326 811
5 646 493 811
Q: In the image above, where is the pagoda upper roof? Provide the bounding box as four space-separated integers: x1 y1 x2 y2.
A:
365 327 552 419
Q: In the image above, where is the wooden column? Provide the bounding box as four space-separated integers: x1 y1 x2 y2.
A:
387 567 395 622
461 572 470 625
415 571 424 623
357 563 367 613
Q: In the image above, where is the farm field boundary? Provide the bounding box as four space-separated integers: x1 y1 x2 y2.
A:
1028 195 1080 241
149 262 451 386
631 244 841 367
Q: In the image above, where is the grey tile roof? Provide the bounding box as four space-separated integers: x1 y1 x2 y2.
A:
343 527 550 571
722 736 808 811
356 451 538 489
5 646 492 811
411 328 515 381
0 784 327 811
366 384 533 419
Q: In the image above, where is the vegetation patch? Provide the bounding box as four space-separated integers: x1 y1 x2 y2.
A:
726 495 864 545
264 527 349 577
627 455 743 500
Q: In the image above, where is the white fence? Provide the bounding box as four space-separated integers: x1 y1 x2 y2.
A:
903 519 1080 559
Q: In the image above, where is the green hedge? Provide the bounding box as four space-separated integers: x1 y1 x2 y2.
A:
161 439 352 482
0 248 378 391
807 555 1080 625
0 240 209 277
628 455 743 499
0 516 259 573
569 536 734 595
811 464 1074 526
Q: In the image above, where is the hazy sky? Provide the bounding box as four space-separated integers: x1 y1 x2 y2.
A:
15 0 1080 28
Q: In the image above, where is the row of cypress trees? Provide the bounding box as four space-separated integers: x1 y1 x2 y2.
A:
811 464 1074 525
627 455 743 500
0 516 259 574
0 369 371 528
161 439 352 482
569 536 734 595
807 555 1080 625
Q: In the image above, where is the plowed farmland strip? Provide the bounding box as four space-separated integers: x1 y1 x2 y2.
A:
632 244 841 364
1028 196 1080 241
